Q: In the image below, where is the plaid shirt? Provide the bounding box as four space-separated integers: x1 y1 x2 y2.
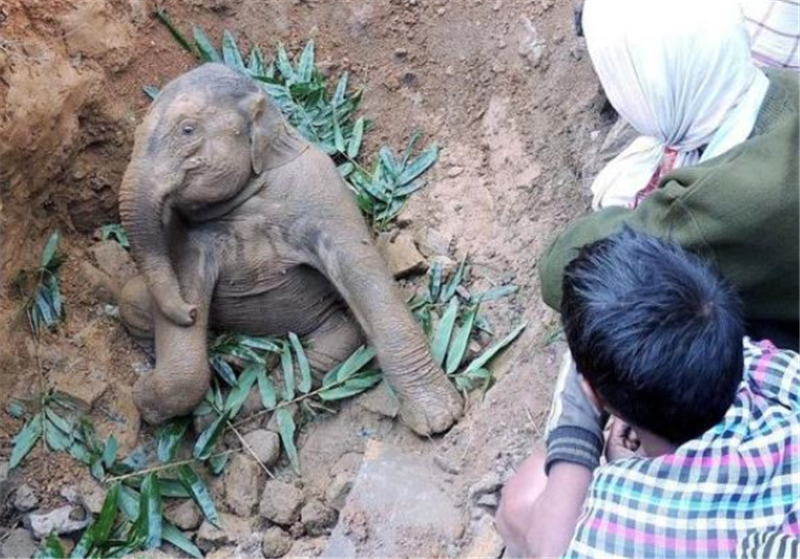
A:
741 0 800 69
564 339 800 559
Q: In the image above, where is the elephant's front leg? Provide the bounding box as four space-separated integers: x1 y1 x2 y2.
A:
313 231 463 436
133 243 218 424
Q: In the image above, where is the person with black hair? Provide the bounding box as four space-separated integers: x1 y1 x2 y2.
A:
496 228 800 558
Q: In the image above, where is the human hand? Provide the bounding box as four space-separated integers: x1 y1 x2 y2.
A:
605 417 645 462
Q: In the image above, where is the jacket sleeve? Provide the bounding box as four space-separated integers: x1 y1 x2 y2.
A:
538 188 708 311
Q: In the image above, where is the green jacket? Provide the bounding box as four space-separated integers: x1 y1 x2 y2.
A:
540 70 799 349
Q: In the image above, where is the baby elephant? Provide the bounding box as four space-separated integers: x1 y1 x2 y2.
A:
117 63 463 436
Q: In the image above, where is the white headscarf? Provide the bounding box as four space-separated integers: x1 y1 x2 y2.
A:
584 0 770 209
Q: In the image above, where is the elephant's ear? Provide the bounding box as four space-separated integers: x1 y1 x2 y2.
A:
245 93 268 175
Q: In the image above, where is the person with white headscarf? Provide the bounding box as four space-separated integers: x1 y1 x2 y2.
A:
541 0 798 350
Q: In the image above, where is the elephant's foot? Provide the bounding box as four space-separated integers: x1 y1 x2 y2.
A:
395 372 464 436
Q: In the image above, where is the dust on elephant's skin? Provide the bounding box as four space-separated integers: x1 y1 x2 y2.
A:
117 63 462 436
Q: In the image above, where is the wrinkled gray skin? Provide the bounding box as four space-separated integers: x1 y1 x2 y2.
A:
118 63 462 436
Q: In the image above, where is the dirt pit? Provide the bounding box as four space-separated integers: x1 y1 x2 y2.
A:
0 0 610 556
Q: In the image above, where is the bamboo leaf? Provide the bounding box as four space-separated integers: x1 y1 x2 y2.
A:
69 527 93 559
333 71 349 106
441 256 468 303
158 478 191 498
211 357 238 387
10 413 43 469
225 363 259 418
280 342 295 401
155 10 195 55
102 435 119 468
238 335 282 353
275 43 296 83
41 231 60 268
139 473 163 549
446 306 478 374
36 533 66 559
333 106 346 154
347 117 365 159
379 147 399 181
256 367 277 409
462 322 527 374
277 408 300 475
163 522 202 558
248 47 266 75
91 482 121 546
398 144 439 186
325 345 377 384
156 418 189 463
100 224 130 249
193 26 221 62
289 333 312 394
209 452 230 476
473 284 519 303
193 411 229 461
431 297 459 367
142 85 160 101
318 371 382 401
221 30 245 70
178 464 219 527
296 40 315 83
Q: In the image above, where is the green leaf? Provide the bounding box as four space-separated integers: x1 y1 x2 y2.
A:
428 260 443 303
473 285 518 303
178 464 219 526
333 107 346 154
289 333 312 394
225 363 258 418
69 527 93 559
90 455 105 481
158 478 191 498
10 412 43 468
7 399 25 418
462 322 527 374
41 231 60 268
209 452 230 476
156 418 189 463
238 335 282 353
100 224 130 249
296 40 315 83
248 47 266 75
347 117 365 159
193 411 229 461
118 485 140 521
441 256 468 303
91 482 121 546
256 367 277 409
275 43 296 83
324 345 377 385
140 474 163 549
333 71 349 106
318 371 382 401
103 435 119 468
338 162 355 178
34 290 55 328
280 342 295 401
211 357 238 387
400 131 422 168
446 306 478 375
431 297 459 367
221 30 245 70
277 408 300 475
193 26 220 62
163 522 202 558
398 144 438 186
155 10 195 55
379 147 399 181
142 85 160 101
35 533 66 559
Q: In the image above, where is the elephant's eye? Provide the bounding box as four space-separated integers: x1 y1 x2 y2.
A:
181 124 196 136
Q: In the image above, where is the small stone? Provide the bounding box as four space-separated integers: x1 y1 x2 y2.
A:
324 475 354 511
52 372 109 413
90 241 138 285
261 526 292 558
78 478 105 515
436 6 446 15
196 513 253 550
376 231 428 279
447 166 465 178
259 480 304 526
14 484 39 512
1 529 37 559
394 47 408 59
288 521 305 539
301 498 338 536
414 227 453 258
165 499 202 531
242 429 281 467
433 455 462 475
570 46 583 61
233 533 264 559
224 454 262 516
469 472 502 504
462 515 505 558
445 65 455 76
476 492 499 509
28 505 92 538
206 547 237 559
359 383 400 418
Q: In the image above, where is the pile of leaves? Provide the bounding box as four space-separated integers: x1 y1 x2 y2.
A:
11 232 64 337
150 12 438 231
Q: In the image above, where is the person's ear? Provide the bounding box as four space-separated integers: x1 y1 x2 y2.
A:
240 92 268 174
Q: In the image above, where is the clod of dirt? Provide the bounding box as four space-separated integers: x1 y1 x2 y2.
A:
259 480 305 526
90 241 138 286
469 472 503 505
52 371 109 413
13 483 39 512
61 479 105 515
358 384 400 419
224 454 262 516
231 533 264 559
79 262 119 304
165 499 203 531
301 498 338 537
413 226 453 258
462 515 505 559
0 529 37 559
376 231 428 279
28 505 91 538
324 475 354 512
261 526 293 558
196 512 254 551
242 429 282 467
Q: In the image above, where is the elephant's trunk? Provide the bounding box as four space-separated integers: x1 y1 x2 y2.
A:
119 163 197 326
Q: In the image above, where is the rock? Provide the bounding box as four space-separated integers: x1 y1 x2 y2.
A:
462 515 505 558
52 371 109 413
196 513 253 550
324 475 354 511
376 231 428 279
233 533 264 559
76 478 106 515
224 454 262 516
261 526 293 558
301 498 338 536
79 262 118 304
476 493 499 510
90 241 138 285
29 505 92 538
165 499 202 531
242 429 281 467
433 455 462 475
358 383 400 418
1 529 37 559
13 484 38 512
469 473 502 505
258 480 304 526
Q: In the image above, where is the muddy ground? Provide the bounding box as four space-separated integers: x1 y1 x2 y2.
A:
0 0 610 557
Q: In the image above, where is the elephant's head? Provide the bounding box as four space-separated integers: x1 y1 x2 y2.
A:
120 63 292 326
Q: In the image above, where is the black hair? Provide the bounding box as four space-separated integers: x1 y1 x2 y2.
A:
561 227 744 444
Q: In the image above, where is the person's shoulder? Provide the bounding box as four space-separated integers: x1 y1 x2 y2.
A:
743 337 800 410
754 69 799 134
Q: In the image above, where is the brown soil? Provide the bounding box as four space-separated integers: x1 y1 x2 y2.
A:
0 0 607 555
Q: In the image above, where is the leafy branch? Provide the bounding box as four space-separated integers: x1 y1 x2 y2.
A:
12 231 64 337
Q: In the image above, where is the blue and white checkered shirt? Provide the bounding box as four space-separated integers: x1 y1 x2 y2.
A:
564 338 800 559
